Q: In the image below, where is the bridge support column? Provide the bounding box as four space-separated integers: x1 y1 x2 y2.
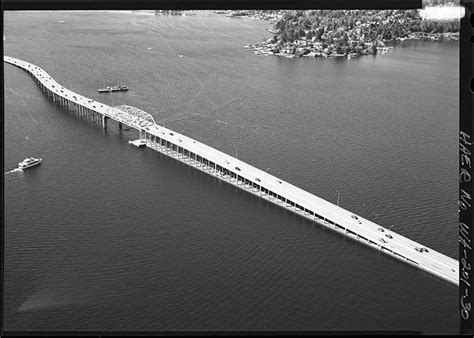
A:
118 122 122 130
102 115 108 129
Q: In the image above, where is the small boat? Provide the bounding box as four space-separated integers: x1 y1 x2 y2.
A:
128 139 147 148
110 85 128 92
97 86 111 93
97 85 128 93
18 157 42 169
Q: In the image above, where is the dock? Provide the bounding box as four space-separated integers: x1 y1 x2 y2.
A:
4 55 459 286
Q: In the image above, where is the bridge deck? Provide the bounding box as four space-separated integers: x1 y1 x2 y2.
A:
4 55 459 285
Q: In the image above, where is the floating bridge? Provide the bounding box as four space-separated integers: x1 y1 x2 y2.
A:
4 55 459 286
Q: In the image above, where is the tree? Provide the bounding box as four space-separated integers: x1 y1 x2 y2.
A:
303 17 311 29
434 25 444 33
372 41 378 54
335 41 347 54
342 32 349 42
315 28 323 40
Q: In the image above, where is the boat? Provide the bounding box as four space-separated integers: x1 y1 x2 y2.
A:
97 85 128 93
110 85 128 92
128 139 147 148
97 86 111 93
18 157 42 169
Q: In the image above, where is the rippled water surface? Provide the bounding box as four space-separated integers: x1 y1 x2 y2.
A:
4 11 459 333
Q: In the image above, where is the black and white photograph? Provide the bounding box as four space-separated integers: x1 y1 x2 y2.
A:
3 1 467 334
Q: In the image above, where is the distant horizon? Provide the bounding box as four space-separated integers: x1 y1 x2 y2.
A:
8 7 466 19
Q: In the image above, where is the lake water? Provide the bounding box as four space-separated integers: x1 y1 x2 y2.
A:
4 11 459 333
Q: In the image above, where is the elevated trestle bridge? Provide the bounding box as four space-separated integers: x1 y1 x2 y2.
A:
4 55 459 286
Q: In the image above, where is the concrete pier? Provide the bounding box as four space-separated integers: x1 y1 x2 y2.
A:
4 55 459 286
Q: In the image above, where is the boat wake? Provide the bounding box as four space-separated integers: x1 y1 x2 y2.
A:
4 168 23 175
18 290 83 312
216 119 229 126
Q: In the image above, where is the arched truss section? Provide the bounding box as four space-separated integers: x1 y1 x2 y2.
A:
105 106 127 119
114 105 156 125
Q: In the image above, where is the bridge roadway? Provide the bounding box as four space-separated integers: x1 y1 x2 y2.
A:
4 55 459 286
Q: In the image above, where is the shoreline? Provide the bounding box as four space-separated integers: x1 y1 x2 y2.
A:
244 32 458 60
216 10 459 59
